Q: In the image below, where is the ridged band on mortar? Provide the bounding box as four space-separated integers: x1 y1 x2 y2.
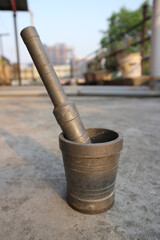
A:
59 128 123 214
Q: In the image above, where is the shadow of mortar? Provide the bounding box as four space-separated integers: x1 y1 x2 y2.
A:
0 129 67 202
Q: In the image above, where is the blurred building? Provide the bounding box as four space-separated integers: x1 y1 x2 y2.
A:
19 64 71 83
44 43 74 65
54 64 71 79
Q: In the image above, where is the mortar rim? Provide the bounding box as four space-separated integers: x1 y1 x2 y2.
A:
59 128 123 147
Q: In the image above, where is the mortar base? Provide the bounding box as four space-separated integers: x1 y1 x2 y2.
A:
67 191 115 214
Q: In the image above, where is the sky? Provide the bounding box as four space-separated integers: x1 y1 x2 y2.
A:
0 0 151 66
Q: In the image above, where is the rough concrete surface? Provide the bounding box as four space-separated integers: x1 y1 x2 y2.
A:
0 85 160 97
0 95 160 240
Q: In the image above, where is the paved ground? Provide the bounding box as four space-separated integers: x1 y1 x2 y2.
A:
0 85 160 97
0 95 160 240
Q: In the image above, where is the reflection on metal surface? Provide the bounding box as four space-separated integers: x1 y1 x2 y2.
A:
21 26 90 143
59 128 123 214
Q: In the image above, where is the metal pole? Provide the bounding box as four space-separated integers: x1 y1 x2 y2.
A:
13 12 21 86
21 26 90 143
141 4 148 74
29 10 34 26
28 10 36 81
150 0 160 79
70 59 73 78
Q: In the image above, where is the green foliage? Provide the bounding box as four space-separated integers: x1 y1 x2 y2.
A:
100 0 152 72
104 57 118 72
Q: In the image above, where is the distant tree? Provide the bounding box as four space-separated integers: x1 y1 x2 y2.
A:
100 0 152 72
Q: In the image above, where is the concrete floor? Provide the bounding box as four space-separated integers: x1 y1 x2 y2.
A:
0 96 160 240
0 85 160 97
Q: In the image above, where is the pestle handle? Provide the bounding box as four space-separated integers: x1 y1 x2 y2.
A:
21 26 67 107
21 26 90 143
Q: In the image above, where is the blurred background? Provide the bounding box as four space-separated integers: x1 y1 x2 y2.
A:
0 2 160 239
0 0 159 89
